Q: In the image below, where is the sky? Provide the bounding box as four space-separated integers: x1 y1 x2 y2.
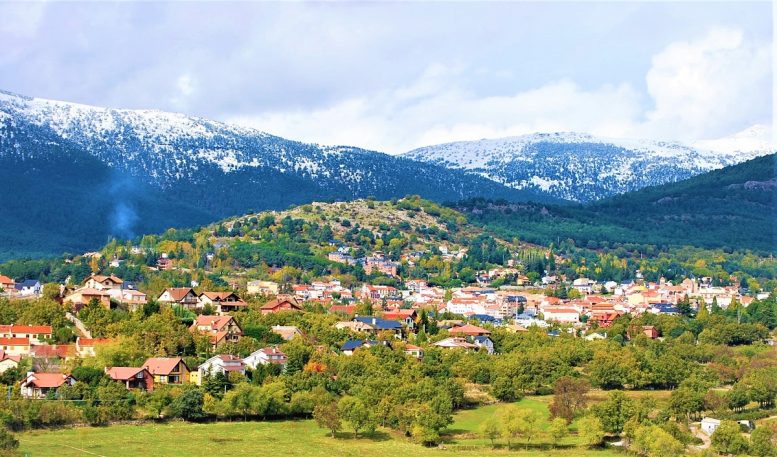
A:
0 1 772 153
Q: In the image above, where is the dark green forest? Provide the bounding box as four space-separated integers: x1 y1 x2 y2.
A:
456 154 776 254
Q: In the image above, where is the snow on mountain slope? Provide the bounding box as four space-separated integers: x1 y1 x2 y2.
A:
403 132 772 202
0 90 350 185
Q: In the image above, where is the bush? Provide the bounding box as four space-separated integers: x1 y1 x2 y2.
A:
169 388 205 421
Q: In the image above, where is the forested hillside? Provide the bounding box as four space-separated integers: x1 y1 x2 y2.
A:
458 154 776 253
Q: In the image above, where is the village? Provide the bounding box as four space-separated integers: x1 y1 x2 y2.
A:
0 257 766 399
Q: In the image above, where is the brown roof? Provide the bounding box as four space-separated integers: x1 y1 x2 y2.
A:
260 295 302 311
106 367 146 381
0 275 13 285
199 291 241 301
85 274 123 285
161 288 196 302
142 357 186 375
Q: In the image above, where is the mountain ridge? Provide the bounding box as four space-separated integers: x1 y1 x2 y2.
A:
0 90 549 259
404 131 772 202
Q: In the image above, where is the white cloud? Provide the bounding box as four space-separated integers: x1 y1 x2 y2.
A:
643 28 772 141
229 27 771 153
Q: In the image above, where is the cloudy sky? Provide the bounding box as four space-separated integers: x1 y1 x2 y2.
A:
0 1 772 153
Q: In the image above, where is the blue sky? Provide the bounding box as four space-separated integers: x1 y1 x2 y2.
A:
0 1 772 153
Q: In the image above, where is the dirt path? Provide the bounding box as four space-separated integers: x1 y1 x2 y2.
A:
689 423 711 451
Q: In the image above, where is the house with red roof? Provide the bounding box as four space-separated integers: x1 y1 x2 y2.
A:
260 295 303 315
328 304 358 316
157 287 199 309
20 372 75 399
197 292 248 314
0 275 14 292
403 344 424 359
0 324 52 344
82 274 123 291
106 367 154 391
189 315 243 349
63 287 112 309
590 312 621 328
0 350 21 373
142 357 190 385
0 337 31 356
382 309 417 328
30 344 76 360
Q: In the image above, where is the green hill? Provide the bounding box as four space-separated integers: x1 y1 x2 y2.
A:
457 154 776 253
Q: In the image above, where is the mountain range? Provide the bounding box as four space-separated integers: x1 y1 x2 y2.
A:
0 90 772 258
404 131 771 202
0 90 542 259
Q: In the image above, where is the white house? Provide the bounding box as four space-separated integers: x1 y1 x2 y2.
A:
542 308 580 324
20 372 76 399
701 417 721 436
244 347 287 370
190 355 245 386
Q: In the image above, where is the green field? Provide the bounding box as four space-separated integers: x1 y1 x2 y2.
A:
19 398 624 457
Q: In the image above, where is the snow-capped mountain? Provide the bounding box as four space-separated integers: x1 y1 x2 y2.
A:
0 90 545 258
403 132 772 202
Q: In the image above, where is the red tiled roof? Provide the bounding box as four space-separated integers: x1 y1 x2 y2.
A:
190 315 234 332
161 288 196 302
449 324 491 336
25 372 71 388
0 324 53 334
0 350 20 363
106 367 146 381
142 357 185 375
260 296 302 311
328 304 357 314
0 337 30 346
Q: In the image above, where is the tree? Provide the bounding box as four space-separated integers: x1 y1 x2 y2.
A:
592 390 634 434
548 417 569 448
338 396 373 437
577 415 605 448
314 401 341 438
727 383 750 412
633 425 684 457
480 417 501 448
169 387 205 421
711 420 749 455
750 426 777 457
502 407 522 449
549 376 590 423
